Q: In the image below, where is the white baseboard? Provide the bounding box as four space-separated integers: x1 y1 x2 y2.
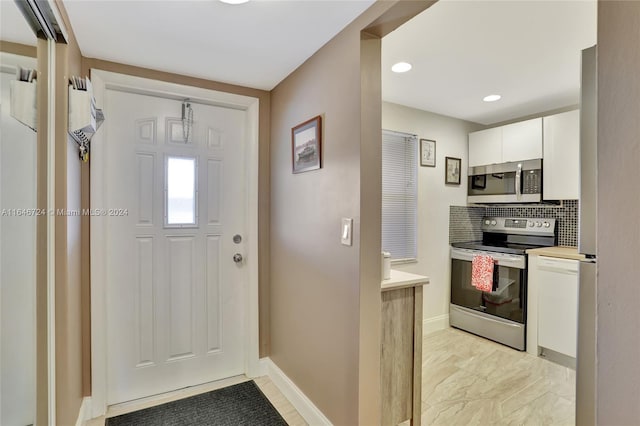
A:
258 357 269 377
75 397 92 426
423 314 450 336
261 357 332 426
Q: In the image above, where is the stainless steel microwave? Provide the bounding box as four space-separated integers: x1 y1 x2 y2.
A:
467 159 542 204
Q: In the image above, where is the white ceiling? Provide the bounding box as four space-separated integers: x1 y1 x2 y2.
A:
382 0 597 125
62 0 375 91
0 0 37 46
2 0 596 125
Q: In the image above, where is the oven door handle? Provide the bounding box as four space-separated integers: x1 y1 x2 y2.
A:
450 305 524 329
450 247 526 269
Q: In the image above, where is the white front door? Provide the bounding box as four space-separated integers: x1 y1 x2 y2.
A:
103 89 247 404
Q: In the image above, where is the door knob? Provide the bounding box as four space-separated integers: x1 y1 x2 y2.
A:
233 253 243 264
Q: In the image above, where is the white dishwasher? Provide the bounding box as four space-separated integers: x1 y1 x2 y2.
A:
537 256 579 358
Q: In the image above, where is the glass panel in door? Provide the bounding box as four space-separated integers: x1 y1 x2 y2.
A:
468 171 517 196
450 259 526 323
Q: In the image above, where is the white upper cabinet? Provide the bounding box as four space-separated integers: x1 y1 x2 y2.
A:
468 127 502 167
502 118 543 162
543 110 580 200
468 118 542 167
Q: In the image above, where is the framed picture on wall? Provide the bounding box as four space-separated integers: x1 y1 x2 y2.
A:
445 156 461 185
292 115 322 174
420 139 436 167
471 174 486 189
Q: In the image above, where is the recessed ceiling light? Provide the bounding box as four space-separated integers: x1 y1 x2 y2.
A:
219 0 250 4
391 62 412 73
483 94 502 102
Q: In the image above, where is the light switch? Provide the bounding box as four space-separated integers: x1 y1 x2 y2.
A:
341 218 353 246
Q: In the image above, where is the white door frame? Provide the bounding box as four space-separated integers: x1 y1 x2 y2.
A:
89 70 261 418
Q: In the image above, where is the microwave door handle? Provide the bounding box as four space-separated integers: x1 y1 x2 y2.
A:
515 163 522 200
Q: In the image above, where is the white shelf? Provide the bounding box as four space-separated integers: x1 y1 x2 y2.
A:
68 86 97 138
10 80 37 131
68 78 104 161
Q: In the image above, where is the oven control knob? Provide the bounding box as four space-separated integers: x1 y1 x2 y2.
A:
543 221 551 228
490 220 497 226
536 221 542 227
485 220 491 225
528 221 534 227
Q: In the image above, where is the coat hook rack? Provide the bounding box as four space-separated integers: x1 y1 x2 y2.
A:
68 76 105 162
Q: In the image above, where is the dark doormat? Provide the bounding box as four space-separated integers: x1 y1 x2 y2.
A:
106 380 288 426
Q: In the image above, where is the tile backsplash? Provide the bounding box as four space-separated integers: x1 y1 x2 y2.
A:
450 200 579 247
449 206 485 243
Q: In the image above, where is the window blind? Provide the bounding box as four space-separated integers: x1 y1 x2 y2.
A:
382 130 417 261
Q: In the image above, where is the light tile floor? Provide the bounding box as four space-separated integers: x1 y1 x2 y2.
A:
254 376 307 426
89 328 574 426
422 328 576 426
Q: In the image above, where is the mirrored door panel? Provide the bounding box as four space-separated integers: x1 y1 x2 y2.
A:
1 1 38 424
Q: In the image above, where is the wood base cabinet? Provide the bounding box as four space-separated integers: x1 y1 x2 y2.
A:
381 270 428 426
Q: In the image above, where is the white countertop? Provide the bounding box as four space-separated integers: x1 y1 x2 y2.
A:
381 269 430 292
526 246 586 261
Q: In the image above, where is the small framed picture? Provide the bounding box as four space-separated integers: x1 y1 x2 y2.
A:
292 115 322 174
472 174 486 189
420 139 436 167
445 157 461 185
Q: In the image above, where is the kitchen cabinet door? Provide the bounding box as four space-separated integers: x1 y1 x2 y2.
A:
468 127 502 167
526 255 541 357
543 110 579 200
502 117 543 162
537 256 579 358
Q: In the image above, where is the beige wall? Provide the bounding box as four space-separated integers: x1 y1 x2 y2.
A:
596 1 640 423
0 41 36 58
269 26 364 426
53 1 85 421
357 31 382 426
382 102 481 328
269 2 433 424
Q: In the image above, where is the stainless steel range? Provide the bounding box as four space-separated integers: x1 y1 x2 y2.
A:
450 217 556 350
